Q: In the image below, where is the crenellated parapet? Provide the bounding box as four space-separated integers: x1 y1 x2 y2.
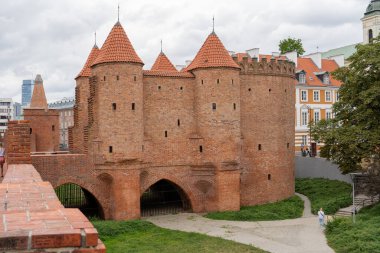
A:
233 55 295 77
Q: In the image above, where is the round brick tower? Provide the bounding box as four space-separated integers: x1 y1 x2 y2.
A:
239 57 295 206
89 21 144 163
187 32 242 211
72 44 100 154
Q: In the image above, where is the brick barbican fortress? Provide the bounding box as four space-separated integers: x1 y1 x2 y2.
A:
22 20 295 220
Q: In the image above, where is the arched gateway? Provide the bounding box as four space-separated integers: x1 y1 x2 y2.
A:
55 183 105 219
140 179 192 216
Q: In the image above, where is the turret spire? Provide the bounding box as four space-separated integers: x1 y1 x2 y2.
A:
30 74 48 109
212 16 215 33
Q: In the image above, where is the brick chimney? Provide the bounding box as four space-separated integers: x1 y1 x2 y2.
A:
4 120 31 164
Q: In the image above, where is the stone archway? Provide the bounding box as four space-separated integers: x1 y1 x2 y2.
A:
55 183 105 219
140 179 192 217
55 176 110 219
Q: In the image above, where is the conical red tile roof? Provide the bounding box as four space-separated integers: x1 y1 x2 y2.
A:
76 45 100 79
151 52 177 72
186 32 240 71
30 75 48 109
92 22 143 66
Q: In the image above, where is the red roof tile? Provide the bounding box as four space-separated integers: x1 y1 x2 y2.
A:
321 59 341 87
186 32 240 71
92 22 143 66
296 58 341 87
76 45 100 79
151 52 177 72
143 70 194 78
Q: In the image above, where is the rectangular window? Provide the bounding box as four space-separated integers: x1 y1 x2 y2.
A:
302 135 307 145
132 103 135 110
299 73 306 84
314 111 320 123
109 146 113 153
212 103 216 110
326 111 332 120
313 91 320 102
301 90 307 101
112 103 116 110
323 74 330 85
336 92 340 101
301 111 308 126
325 91 331 102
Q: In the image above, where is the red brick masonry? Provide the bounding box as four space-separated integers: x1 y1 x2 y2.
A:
0 164 106 252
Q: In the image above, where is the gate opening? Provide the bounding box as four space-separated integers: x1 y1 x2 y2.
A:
55 183 104 220
141 180 191 217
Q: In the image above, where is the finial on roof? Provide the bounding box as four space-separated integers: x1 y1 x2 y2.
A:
212 16 215 33
118 3 120 22
160 39 163 53
94 32 97 47
35 74 43 83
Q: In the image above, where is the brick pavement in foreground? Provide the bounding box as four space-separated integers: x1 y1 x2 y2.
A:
0 164 106 252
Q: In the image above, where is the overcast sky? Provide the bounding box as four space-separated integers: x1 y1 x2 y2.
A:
0 0 368 102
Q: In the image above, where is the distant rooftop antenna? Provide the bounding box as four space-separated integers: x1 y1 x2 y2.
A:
317 46 319 53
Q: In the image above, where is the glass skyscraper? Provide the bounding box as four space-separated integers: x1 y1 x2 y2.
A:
22 80 34 106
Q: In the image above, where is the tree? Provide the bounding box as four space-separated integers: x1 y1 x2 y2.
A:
279 38 305 56
312 36 380 195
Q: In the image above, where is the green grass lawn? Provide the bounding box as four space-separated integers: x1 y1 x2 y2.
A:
295 178 352 215
92 220 268 253
325 203 380 253
204 195 304 221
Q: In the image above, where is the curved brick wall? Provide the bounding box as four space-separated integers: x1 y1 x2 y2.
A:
240 60 295 205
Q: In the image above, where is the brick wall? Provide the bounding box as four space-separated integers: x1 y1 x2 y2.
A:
4 120 31 164
0 164 106 252
24 108 60 152
26 58 296 220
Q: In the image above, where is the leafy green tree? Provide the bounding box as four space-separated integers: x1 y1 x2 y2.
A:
312 37 380 183
279 38 305 56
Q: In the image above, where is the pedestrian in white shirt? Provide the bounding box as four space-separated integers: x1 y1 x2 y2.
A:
318 207 325 228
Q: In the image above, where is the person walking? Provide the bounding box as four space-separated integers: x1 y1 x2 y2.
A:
318 207 325 228
0 143 5 177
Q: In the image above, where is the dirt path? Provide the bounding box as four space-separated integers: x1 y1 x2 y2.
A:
146 194 334 253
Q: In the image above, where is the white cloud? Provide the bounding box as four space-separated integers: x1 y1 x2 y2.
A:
0 0 369 102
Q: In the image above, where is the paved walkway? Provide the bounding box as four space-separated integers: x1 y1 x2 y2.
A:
146 194 334 253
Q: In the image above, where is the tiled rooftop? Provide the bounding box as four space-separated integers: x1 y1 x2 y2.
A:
151 52 178 72
76 45 100 78
297 58 341 87
92 22 143 66
186 32 240 71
